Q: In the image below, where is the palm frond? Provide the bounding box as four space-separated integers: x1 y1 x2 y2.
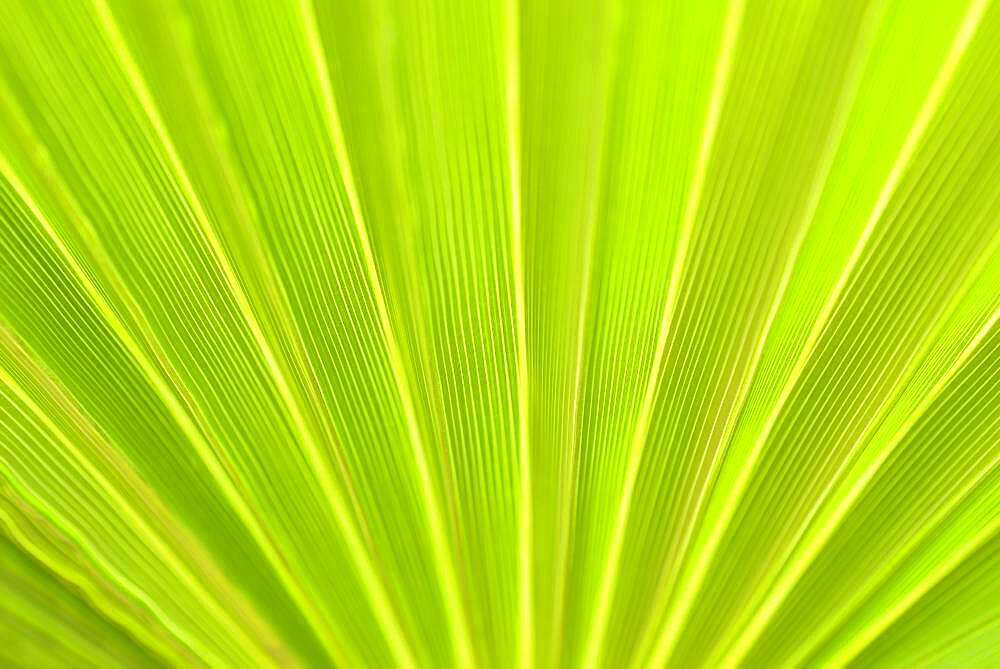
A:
1 0 998 666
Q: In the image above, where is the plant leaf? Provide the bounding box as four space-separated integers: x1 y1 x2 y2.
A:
1 0 998 666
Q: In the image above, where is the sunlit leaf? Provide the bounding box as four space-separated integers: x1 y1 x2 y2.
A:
1 0 998 666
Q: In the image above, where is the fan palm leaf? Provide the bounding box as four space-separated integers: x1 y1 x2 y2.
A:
0 0 998 666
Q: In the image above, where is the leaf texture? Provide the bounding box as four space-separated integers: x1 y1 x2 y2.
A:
0 0 999 667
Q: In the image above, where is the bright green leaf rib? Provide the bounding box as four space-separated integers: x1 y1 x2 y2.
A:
0 328 293 666
0 529 162 669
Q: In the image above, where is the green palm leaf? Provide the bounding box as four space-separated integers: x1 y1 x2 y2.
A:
1 0 998 666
